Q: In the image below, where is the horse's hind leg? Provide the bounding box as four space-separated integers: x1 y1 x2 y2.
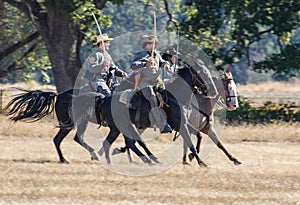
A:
135 129 159 163
136 140 159 163
186 123 203 162
98 127 121 164
53 128 72 163
182 142 189 164
124 136 152 164
73 120 99 161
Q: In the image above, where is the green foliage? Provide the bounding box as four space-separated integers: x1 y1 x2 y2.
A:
253 43 300 80
1 0 299 85
226 96 300 124
0 2 51 83
179 0 300 80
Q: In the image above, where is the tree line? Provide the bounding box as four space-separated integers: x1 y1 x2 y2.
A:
0 0 299 92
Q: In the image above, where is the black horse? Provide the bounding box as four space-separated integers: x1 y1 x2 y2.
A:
93 72 204 165
4 67 204 165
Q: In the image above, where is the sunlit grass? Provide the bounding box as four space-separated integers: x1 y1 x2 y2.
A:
237 78 300 94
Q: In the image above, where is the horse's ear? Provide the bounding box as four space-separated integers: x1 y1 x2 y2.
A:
224 70 233 79
223 64 233 78
225 64 233 72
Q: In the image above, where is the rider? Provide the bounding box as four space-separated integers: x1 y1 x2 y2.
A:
83 33 128 96
161 48 178 83
162 49 218 98
130 35 172 134
82 33 128 126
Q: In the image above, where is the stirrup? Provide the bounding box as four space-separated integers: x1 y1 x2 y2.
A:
161 124 172 134
102 121 108 127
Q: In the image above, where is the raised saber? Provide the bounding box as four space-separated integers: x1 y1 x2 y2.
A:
175 29 180 69
151 11 156 60
89 9 106 53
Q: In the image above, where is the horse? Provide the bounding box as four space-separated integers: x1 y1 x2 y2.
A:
173 65 242 165
87 70 207 166
114 64 241 166
4 88 165 164
4 75 204 165
4 89 101 163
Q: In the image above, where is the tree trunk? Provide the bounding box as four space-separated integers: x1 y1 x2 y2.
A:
3 0 111 93
36 5 83 93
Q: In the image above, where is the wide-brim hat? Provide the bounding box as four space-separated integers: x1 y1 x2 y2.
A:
141 35 159 49
165 48 180 56
94 33 113 45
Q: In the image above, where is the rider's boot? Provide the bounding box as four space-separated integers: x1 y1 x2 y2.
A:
150 107 172 134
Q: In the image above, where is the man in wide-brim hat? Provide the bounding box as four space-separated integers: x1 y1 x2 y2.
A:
141 35 159 50
81 33 127 126
129 34 172 134
93 33 113 46
82 33 127 93
162 48 180 72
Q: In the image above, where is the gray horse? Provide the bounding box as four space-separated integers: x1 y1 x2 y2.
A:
178 69 242 165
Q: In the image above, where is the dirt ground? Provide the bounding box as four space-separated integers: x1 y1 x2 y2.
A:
0 122 299 205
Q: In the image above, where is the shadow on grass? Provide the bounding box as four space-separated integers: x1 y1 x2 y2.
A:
11 158 57 164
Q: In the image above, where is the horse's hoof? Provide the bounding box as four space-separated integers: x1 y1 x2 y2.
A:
199 161 208 168
59 159 69 164
149 155 160 163
141 156 152 164
188 153 194 161
91 153 99 161
234 159 242 165
106 159 111 165
112 148 125 155
98 148 104 156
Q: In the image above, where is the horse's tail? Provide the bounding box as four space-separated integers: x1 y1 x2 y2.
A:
4 89 57 122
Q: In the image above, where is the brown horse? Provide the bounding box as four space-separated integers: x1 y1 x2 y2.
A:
174 67 241 165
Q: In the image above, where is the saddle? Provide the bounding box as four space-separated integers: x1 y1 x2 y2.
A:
119 89 150 111
118 88 171 129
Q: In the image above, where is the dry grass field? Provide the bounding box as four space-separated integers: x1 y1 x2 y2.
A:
0 81 299 204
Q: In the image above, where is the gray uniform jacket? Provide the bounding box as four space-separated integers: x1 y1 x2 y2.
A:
131 50 168 89
83 48 124 92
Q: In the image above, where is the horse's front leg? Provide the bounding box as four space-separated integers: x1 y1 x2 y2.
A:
207 127 242 165
136 140 159 163
180 124 207 167
73 120 99 161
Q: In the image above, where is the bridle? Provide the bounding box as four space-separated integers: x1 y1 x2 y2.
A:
222 76 238 103
185 64 238 105
181 64 207 95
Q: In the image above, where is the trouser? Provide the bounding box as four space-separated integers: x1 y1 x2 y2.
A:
140 87 167 131
96 80 111 96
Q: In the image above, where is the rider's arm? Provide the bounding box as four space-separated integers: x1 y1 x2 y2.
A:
109 62 127 77
133 72 142 91
157 53 168 68
130 51 149 70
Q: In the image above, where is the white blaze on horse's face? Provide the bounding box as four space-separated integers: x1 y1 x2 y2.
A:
224 72 239 110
